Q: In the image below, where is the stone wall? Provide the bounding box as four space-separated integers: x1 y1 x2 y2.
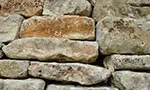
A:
0 0 150 90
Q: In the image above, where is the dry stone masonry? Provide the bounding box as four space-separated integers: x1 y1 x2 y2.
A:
1 0 150 90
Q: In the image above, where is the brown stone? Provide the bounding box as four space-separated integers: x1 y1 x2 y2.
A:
20 15 95 40
0 0 44 17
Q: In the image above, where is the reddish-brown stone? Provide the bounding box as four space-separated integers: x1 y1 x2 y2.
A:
20 15 95 40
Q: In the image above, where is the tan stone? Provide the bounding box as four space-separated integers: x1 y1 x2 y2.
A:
96 16 150 54
20 15 95 40
0 59 29 78
28 62 111 85
0 0 44 17
42 0 91 16
2 37 98 63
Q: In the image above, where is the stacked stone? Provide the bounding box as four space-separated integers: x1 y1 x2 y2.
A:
0 0 150 90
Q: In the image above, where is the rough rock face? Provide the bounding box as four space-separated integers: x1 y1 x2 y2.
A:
2 37 98 63
42 0 91 16
93 0 150 21
0 14 24 42
112 71 150 90
96 16 150 54
0 78 45 90
47 84 119 90
20 15 95 40
104 54 150 71
0 60 29 78
28 62 111 85
0 0 44 17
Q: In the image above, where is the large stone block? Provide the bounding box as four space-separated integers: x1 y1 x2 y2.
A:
104 54 150 71
0 0 44 17
0 78 45 90
20 15 95 40
0 14 24 42
28 62 111 85
2 37 98 63
112 71 150 90
42 0 91 16
96 16 150 54
46 84 119 90
92 0 150 21
0 60 29 78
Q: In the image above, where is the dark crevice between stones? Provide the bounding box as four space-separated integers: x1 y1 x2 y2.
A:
115 69 150 73
129 3 150 7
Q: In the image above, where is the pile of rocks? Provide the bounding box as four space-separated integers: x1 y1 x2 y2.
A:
0 0 150 90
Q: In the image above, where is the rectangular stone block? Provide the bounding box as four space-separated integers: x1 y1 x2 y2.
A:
104 55 150 71
0 60 29 78
20 15 95 40
96 16 150 54
0 14 24 42
0 78 45 90
0 0 44 17
46 84 119 90
2 37 98 63
28 62 111 85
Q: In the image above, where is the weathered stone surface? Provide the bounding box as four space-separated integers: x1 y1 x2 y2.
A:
0 78 45 90
92 0 150 21
0 60 29 78
88 0 96 6
28 62 111 85
20 15 95 40
0 0 44 17
2 37 98 63
47 84 119 90
96 16 150 54
0 14 24 42
112 71 150 90
104 54 150 71
43 0 91 16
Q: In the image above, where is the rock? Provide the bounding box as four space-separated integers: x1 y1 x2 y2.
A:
0 78 45 90
42 0 91 16
0 60 29 78
92 0 150 21
0 0 44 17
0 50 3 58
2 37 98 63
104 54 150 71
112 71 150 90
46 84 119 90
20 15 95 40
88 0 96 6
28 62 111 85
96 16 150 54
0 14 24 43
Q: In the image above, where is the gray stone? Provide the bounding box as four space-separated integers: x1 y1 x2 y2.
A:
2 37 98 63
104 54 150 71
43 0 92 16
0 14 24 42
112 71 150 90
47 84 119 90
88 0 96 6
0 78 45 90
0 43 3 58
0 60 29 78
92 0 150 21
96 16 150 54
28 62 111 85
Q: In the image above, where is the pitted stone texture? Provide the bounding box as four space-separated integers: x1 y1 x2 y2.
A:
96 16 150 55
20 15 95 40
0 14 24 42
0 0 44 17
104 55 150 71
93 0 150 21
0 60 29 78
43 0 91 16
47 84 119 90
112 71 150 90
0 78 45 90
28 62 111 85
2 37 98 63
